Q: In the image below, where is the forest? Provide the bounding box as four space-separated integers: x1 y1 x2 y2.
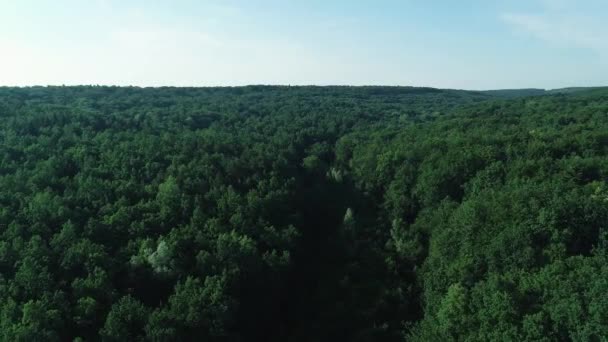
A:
1 85 608 341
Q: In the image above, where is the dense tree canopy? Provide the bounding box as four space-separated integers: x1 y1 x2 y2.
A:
1 85 608 340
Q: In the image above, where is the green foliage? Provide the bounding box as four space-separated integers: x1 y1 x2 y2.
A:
100 296 149 341
2 85 608 340
145 275 235 340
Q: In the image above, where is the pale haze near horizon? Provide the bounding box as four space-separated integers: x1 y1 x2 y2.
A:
1 0 607 90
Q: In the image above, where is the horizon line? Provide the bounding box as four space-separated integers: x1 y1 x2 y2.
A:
1 84 607 92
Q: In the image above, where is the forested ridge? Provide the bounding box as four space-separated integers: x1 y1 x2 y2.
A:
1 85 608 341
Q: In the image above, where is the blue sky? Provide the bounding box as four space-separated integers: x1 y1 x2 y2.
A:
1 0 607 89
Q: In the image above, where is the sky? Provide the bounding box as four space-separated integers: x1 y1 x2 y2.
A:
0 0 607 89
